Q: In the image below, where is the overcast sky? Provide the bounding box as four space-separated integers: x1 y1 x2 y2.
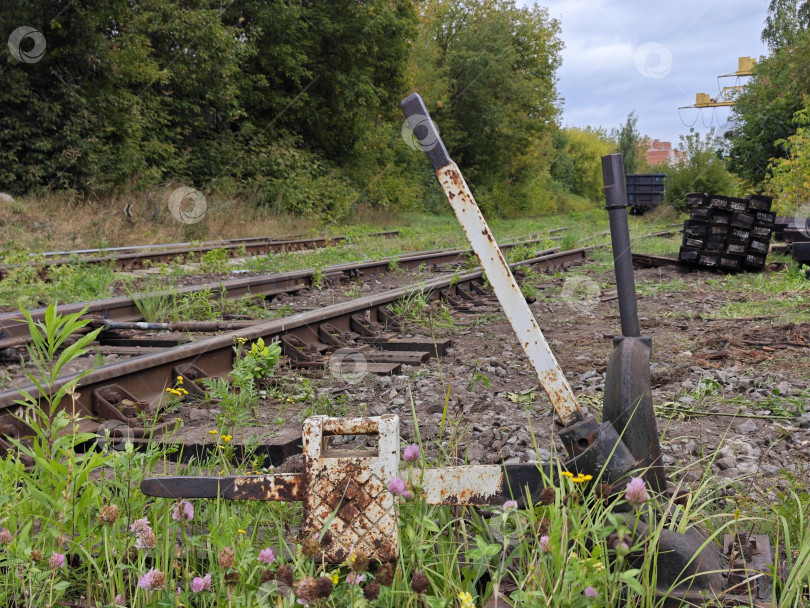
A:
536 0 770 147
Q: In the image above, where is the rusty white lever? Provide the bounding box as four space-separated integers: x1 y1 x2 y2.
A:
400 93 584 426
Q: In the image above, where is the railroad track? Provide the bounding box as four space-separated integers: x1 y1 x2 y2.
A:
0 230 399 278
0 246 594 461
0 236 559 352
31 233 302 259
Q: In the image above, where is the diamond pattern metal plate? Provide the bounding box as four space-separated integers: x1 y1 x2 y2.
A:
302 415 400 562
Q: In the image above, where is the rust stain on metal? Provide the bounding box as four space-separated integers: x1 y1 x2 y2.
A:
302 415 399 563
321 416 379 436
420 466 504 505
436 162 584 426
234 473 304 502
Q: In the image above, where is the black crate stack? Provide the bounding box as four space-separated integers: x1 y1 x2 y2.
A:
678 193 775 271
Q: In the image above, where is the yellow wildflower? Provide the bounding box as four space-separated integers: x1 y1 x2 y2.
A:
178 388 188 395
209 430 218 435
222 435 232 443
176 376 184 384
583 474 593 481
329 573 339 585
560 471 574 478
238 529 246 534
458 591 474 608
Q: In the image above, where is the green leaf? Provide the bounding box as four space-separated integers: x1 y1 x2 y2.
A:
423 596 451 608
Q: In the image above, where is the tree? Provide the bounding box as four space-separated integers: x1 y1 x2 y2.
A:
726 30 810 187
411 0 563 202
550 127 615 202
762 0 810 51
764 107 810 215
616 112 640 174
665 129 740 210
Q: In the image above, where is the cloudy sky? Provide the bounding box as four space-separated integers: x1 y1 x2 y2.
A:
537 0 770 146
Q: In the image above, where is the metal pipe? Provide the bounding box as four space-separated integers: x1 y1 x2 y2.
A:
94 320 258 331
601 154 641 338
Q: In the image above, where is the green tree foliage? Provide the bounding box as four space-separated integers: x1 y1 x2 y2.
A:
762 0 810 51
550 127 616 202
665 129 740 210
0 0 569 219
764 106 810 215
409 0 564 215
0 0 417 219
727 30 810 187
0 1 244 193
615 112 641 174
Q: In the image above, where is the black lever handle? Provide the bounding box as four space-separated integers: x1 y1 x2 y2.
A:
601 154 641 337
400 93 452 171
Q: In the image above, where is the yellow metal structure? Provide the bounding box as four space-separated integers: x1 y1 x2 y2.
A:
679 57 755 109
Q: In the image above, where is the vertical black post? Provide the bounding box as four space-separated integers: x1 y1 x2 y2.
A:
601 153 667 493
601 154 641 338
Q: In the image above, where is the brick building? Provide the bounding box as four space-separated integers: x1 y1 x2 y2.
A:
646 140 684 166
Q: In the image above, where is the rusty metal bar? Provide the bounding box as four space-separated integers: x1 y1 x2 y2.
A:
93 320 258 332
143 463 554 508
401 93 584 427
140 473 304 501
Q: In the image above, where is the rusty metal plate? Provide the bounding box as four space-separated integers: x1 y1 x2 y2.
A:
302 415 399 562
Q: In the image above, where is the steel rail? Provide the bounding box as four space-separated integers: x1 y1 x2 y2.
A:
33 234 303 258
0 231 400 278
0 237 558 351
0 247 593 427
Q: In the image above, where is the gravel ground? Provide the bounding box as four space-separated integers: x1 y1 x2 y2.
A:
169 259 809 505
6 257 810 504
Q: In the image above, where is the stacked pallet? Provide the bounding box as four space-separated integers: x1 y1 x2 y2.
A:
678 193 775 271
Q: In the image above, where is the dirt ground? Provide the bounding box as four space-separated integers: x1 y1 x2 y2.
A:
162 258 810 507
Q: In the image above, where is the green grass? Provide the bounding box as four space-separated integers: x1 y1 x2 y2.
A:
1 304 809 606
0 258 117 309
707 261 810 323
1 210 687 310
389 287 455 329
